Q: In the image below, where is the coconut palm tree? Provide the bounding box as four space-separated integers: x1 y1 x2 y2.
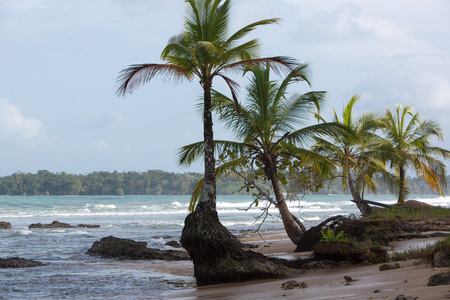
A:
116 0 295 211
312 96 393 214
178 65 336 245
379 105 450 203
116 0 297 286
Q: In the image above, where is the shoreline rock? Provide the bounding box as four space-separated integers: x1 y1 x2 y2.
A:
29 221 100 229
0 257 46 268
86 236 189 261
0 221 12 229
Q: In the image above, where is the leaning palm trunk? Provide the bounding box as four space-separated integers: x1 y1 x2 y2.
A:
346 171 372 216
268 166 304 245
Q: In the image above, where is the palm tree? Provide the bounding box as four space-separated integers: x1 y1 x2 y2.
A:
179 65 335 245
313 96 392 214
379 105 450 203
116 0 296 286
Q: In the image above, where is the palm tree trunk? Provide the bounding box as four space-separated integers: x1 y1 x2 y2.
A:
268 165 304 245
197 82 216 211
346 171 372 216
398 165 406 203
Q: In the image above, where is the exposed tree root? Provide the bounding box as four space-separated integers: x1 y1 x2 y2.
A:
180 207 293 286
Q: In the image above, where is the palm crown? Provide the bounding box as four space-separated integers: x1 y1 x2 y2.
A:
116 0 297 211
380 105 450 203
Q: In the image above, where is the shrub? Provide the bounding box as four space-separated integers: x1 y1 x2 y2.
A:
320 227 347 243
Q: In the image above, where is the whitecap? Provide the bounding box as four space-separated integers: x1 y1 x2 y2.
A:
171 201 182 208
17 229 32 235
304 216 320 221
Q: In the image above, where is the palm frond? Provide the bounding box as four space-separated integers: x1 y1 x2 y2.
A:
116 64 191 97
227 18 281 44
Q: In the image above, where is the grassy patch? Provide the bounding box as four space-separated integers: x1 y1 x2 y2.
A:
369 206 450 220
390 235 450 262
390 244 435 262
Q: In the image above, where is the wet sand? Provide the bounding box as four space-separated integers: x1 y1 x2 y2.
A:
167 231 450 300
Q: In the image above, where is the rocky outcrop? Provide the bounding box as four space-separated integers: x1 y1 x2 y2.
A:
432 250 450 267
29 221 100 229
427 273 450 286
0 221 12 229
86 236 189 261
77 224 101 228
165 240 182 248
0 257 45 268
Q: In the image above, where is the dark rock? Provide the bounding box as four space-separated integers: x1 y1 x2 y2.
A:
0 257 45 268
77 224 101 228
379 263 400 271
373 289 381 293
395 295 416 300
165 240 182 248
29 221 74 228
427 273 450 286
344 275 356 283
86 236 189 260
433 250 450 268
281 280 307 290
244 243 259 249
0 221 12 229
29 221 100 229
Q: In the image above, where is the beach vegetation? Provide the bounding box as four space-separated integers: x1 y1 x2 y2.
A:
116 0 303 286
179 64 341 245
390 244 435 262
312 96 397 215
369 205 450 219
320 227 347 243
390 235 450 263
116 0 296 213
378 105 450 204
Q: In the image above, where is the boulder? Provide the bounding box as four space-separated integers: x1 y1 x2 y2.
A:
165 240 182 248
427 273 450 286
379 263 400 271
29 221 100 229
281 280 307 290
433 250 450 268
77 224 101 228
29 221 74 228
0 257 45 268
86 236 189 261
394 295 415 300
0 221 12 229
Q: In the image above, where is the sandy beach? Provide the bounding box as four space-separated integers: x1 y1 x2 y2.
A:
167 231 450 300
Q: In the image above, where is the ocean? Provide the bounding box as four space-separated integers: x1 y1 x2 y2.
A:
0 194 448 299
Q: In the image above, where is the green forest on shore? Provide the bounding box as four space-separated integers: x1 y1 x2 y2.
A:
0 169 444 196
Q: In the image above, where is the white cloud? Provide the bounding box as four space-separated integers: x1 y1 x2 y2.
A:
0 98 43 141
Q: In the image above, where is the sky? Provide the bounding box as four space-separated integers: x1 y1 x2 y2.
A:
0 0 449 176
